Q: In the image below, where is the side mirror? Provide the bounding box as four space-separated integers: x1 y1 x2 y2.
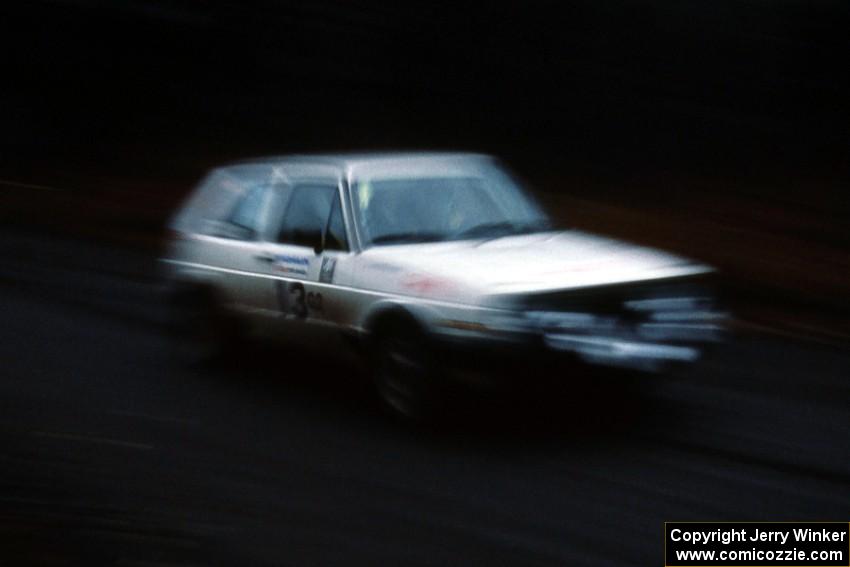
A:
307 229 325 255
281 229 325 254
290 228 324 253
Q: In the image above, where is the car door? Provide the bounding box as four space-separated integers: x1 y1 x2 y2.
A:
256 181 354 346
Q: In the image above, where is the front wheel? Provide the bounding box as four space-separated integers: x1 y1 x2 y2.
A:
372 327 444 421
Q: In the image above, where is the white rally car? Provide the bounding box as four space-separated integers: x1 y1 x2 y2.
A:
162 153 723 418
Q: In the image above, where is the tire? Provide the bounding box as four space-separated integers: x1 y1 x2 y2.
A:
371 323 443 421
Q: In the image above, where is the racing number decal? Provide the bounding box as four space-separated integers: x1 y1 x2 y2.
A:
276 281 307 318
276 281 322 319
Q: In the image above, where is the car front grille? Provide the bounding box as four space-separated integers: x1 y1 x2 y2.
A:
518 275 724 344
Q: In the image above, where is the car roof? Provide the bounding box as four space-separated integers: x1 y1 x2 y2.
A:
223 151 495 178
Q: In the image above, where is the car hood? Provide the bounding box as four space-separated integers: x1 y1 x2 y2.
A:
356 230 713 302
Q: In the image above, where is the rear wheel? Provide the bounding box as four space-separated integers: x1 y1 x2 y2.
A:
170 288 240 366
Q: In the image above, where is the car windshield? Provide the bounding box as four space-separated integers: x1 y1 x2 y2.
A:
352 167 552 247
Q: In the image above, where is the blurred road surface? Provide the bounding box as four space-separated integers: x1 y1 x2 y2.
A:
1 230 849 566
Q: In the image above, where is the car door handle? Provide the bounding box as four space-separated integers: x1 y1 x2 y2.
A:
254 253 275 263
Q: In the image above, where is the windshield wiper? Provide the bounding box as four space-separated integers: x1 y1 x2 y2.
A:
370 231 446 245
451 220 551 241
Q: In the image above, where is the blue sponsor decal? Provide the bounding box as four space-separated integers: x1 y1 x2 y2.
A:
276 255 309 265
275 254 310 276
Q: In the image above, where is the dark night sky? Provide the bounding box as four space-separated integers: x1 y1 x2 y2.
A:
2 1 848 200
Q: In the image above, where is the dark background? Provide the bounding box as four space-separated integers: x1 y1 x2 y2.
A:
3 1 848 193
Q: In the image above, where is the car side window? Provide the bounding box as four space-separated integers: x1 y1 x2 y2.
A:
277 184 336 247
277 184 349 251
230 184 267 230
224 183 269 239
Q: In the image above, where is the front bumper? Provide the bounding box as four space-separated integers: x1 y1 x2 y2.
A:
433 277 727 375
433 326 721 380
543 333 699 368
